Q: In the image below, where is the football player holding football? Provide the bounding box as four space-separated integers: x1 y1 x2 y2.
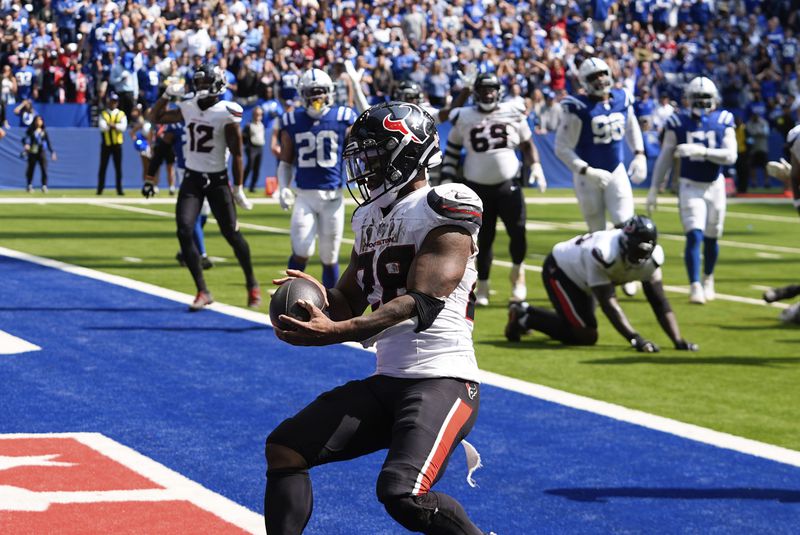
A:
149 64 260 311
266 102 488 535
441 72 545 306
647 77 737 304
505 215 698 352
276 68 356 288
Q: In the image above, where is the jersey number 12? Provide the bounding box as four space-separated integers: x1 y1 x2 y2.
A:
187 123 214 153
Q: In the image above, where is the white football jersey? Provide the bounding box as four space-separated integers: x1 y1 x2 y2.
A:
351 183 482 382
447 101 532 185
178 95 243 173
552 229 665 292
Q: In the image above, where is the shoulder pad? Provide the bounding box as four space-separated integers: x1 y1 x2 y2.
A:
651 245 665 268
787 124 800 145
335 106 357 123
716 109 735 127
665 113 682 130
560 95 587 114
426 184 482 227
591 246 615 269
226 102 243 119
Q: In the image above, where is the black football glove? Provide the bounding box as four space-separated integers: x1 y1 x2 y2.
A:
631 335 660 353
675 339 699 351
141 180 159 198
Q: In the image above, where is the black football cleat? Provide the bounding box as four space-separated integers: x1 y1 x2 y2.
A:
504 302 529 342
201 256 214 270
189 291 213 312
247 286 262 309
763 285 800 303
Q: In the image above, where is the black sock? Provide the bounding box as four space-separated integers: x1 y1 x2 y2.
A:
265 468 313 535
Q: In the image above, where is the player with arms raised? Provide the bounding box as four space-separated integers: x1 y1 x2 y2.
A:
647 77 737 304
149 64 260 311
276 68 356 289
265 102 489 535
441 72 546 306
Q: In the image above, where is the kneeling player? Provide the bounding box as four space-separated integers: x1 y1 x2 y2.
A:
505 215 698 352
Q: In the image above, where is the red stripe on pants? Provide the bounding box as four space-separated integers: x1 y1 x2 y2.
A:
415 399 473 495
548 278 585 328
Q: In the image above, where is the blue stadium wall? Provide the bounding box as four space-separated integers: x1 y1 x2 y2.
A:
0 105 785 191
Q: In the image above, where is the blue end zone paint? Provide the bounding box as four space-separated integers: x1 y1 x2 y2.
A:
1 254 799 533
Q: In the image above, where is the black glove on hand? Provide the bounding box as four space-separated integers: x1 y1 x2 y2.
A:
675 339 699 351
631 335 660 353
141 181 159 198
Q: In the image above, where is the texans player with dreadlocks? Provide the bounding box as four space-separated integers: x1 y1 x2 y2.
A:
505 215 699 353
149 64 260 311
265 102 491 534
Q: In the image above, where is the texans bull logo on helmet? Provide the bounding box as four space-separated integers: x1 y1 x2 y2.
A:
382 105 428 144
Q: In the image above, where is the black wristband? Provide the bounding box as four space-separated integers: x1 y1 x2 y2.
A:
406 290 445 333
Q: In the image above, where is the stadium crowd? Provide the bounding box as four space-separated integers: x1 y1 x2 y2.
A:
0 1 798 186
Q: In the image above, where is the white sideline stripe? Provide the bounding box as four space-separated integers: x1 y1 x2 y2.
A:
0 432 263 533
655 205 800 224
2 248 799 472
0 330 41 354
95 204 793 310
480 371 800 468
10 488 184 504
0 195 794 209
523 219 800 255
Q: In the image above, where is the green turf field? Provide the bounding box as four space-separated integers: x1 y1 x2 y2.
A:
1 189 798 451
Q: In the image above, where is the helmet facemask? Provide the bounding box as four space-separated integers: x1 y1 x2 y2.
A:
475 84 500 112
689 92 716 117
621 236 655 265
192 65 226 99
303 85 333 118
585 69 612 98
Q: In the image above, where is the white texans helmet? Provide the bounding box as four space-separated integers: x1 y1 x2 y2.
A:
298 68 334 118
685 76 719 116
578 57 613 98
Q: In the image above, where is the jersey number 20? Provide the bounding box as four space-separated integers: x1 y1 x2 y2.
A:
591 112 625 144
296 131 338 168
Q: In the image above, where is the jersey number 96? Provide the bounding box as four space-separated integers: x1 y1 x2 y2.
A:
591 112 625 145
296 131 338 168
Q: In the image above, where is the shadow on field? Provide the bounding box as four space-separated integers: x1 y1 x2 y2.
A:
581 356 800 367
545 487 800 503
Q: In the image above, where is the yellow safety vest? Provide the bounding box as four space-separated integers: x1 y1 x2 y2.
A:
101 109 124 146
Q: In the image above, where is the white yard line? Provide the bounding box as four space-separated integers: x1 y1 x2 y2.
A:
1 246 798 471
95 203 790 310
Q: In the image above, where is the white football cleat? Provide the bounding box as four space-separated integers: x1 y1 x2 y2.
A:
475 279 490 307
509 263 527 302
703 275 715 301
689 282 706 304
622 281 639 297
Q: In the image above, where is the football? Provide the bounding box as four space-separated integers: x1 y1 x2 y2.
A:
269 277 326 330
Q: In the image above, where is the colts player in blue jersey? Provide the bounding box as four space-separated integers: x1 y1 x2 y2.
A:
648 77 737 304
277 68 356 288
555 57 648 233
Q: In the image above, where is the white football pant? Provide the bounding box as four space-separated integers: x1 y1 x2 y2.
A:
574 163 634 232
678 175 726 238
291 188 345 264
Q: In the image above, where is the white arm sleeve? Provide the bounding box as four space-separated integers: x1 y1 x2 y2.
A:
554 110 587 173
704 127 738 165
277 159 294 189
650 129 677 193
115 114 128 132
98 117 108 132
625 106 644 153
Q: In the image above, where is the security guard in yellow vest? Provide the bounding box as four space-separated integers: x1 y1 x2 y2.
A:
97 93 127 195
